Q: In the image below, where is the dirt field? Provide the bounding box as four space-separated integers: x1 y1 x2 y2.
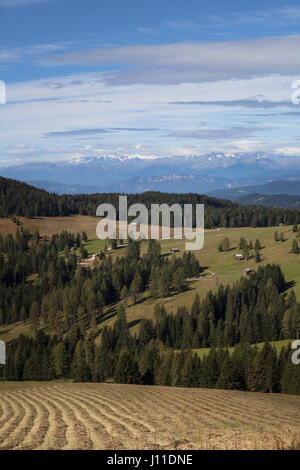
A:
0 382 299 450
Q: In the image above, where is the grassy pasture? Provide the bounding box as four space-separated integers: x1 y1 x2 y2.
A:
95 224 300 336
191 339 293 359
1 217 300 343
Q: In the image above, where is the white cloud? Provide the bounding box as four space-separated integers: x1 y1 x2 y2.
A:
0 70 299 165
45 35 300 85
275 147 300 156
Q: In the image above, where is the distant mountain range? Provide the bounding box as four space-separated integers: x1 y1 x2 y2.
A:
2 153 300 197
235 193 300 209
29 175 240 195
209 180 300 200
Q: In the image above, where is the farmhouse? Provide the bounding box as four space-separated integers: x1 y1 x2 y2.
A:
243 268 253 278
234 254 244 260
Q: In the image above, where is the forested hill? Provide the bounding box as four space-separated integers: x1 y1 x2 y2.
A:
2 176 300 228
0 176 68 217
236 193 300 209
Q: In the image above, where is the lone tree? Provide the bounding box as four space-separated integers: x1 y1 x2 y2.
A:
243 245 250 260
291 239 299 255
255 248 261 263
239 237 247 250
279 232 285 243
274 231 279 242
218 237 230 252
254 239 261 251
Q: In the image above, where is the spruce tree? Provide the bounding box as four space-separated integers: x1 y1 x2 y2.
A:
114 349 141 384
291 239 299 254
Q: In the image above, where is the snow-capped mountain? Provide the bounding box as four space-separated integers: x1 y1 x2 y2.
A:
1 152 300 194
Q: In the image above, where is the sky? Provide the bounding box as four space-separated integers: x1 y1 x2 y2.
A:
1 0 300 166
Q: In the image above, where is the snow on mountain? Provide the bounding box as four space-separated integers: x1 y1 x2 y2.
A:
1 152 300 194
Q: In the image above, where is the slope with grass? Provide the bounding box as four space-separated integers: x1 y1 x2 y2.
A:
1 223 300 344
92 224 300 338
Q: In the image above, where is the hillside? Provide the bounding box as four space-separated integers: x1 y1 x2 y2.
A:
1 224 300 343
236 193 300 209
0 180 300 399
2 176 300 230
0 176 66 217
210 180 300 200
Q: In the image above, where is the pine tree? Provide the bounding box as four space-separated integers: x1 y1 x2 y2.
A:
114 349 141 384
130 273 143 303
291 239 299 254
247 342 276 393
71 339 90 382
239 237 246 250
243 245 250 260
30 301 40 335
54 343 69 379
254 239 261 251
173 267 185 292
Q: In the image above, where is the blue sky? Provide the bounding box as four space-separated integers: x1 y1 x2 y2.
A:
1 0 300 166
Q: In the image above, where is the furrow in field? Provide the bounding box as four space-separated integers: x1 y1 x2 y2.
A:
5 392 38 450
51 385 146 449
0 393 26 449
175 389 276 431
139 387 221 431
79 386 178 443
45 385 120 450
86 385 177 445
0 394 14 429
94 385 212 448
71 386 156 435
36 388 92 450
15 390 50 450
96 389 164 434
157 387 257 433
28 388 67 450
189 389 300 429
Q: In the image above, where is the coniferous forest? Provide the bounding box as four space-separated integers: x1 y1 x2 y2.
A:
0 177 300 395
0 223 299 395
2 176 300 228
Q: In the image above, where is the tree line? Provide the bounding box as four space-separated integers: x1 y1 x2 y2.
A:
1 312 299 395
2 177 300 229
0 231 200 331
1 263 300 395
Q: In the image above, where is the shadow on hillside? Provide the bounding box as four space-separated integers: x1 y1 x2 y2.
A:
128 319 140 329
283 280 296 293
